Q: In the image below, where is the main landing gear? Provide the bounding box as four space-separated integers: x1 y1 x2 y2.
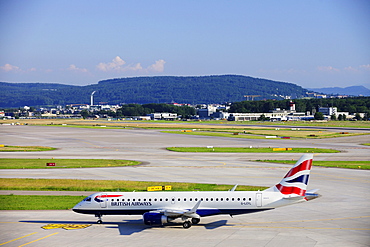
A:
182 218 200 229
183 221 191 229
95 213 103 224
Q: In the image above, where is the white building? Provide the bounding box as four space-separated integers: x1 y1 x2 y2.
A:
319 107 337 116
148 113 177 120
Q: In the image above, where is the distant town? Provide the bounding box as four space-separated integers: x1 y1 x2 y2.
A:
1 91 368 122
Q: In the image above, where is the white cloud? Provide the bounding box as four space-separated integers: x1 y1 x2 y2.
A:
67 64 88 73
96 57 166 74
360 64 370 70
128 63 143 71
0 63 21 72
344 66 358 72
96 56 126 71
147 59 166 72
317 66 340 72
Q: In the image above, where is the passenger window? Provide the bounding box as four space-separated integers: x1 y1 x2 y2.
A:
190 198 192 201
184 198 186 201
154 199 157 201
232 198 234 201
210 198 213 201
133 199 135 201
160 198 162 201
149 199 151 201
220 198 223 201
206 198 208 201
243 198 246 201
165 198 168 201
138 199 141 201
249 198 251 201
226 198 229 201
237 198 240 201
178 198 181 201
128 199 130 201
143 198 146 201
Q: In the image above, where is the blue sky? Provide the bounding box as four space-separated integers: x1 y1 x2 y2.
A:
0 0 369 88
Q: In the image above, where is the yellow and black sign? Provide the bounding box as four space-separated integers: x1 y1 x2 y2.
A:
272 148 292 151
147 185 172 191
42 224 91 230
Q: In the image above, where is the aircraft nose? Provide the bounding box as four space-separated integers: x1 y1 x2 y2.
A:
72 202 82 211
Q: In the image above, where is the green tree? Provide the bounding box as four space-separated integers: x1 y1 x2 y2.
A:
80 110 89 119
314 112 324 120
330 114 337 121
258 114 269 121
354 113 362 120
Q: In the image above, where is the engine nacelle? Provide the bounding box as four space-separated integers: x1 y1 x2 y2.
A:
143 212 169 226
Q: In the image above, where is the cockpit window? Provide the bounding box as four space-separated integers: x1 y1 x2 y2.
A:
83 197 92 202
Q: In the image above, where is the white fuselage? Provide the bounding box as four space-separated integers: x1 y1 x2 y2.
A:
73 190 306 217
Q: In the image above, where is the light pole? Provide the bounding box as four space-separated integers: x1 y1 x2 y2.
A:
91 91 96 106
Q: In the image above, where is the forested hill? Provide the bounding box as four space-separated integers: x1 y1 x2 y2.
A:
0 75 307 107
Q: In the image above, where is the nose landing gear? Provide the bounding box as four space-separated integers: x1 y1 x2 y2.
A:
95 213 103 224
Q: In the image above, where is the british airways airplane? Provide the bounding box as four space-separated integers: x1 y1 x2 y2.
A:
73 154 319 228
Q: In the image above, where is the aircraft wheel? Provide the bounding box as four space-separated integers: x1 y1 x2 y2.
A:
97 219 103 224
191 218 200 224
183 221 192 229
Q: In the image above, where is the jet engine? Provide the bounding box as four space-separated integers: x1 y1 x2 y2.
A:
143 212 169 226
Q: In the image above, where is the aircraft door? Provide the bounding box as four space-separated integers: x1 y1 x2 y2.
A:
100 193 107 208
256 193 262 207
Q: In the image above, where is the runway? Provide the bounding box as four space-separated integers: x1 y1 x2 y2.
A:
0 125 370 246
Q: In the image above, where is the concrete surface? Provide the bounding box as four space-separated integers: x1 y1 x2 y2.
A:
0 125 369 247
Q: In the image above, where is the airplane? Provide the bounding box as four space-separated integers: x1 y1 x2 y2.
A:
73 154 320 229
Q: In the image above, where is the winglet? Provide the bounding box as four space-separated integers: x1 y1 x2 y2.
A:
184 200 201 218
189 200 201 213
229 184 238 191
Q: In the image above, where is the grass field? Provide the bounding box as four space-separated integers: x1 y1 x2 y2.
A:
256 160 370 169
163 129 367 139
0 146 56 152
0 178 268 210
167 147 340 153
0 195 85 210
1 118 370 129
0 158 141 169
0 178 267 192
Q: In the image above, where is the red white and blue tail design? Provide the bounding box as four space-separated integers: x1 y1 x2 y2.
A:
265 154 313 196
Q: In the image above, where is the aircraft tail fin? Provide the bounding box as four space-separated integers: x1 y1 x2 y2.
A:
265 154 313 196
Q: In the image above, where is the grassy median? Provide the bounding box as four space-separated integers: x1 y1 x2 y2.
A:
0 146 56 152
0 195 85 210
256 160 370 169
0 158 141 169
0 178 266 192
167 147 340 153
0 178 268 210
